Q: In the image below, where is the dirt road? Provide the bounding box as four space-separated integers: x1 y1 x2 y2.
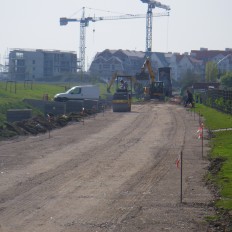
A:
0 102 214 232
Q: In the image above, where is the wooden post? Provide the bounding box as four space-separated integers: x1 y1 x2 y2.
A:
47 114 51 139
194 106 195 120
82 108 85 125
102 105 105 116
199 111 201 125
201 124 204 158
180 151 183 203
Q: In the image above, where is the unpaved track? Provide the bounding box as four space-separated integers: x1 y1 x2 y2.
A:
0 103 214 232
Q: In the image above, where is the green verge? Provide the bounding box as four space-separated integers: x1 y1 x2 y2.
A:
195 104 232 211
211 130 232 210
0 82 110 126
195 104 232 130
0 82 65 126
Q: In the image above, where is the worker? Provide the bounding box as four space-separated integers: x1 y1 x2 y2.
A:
184 89 194 107
120 79 128 90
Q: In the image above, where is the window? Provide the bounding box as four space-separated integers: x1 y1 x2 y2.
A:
16 52 23 59
71 87 81 94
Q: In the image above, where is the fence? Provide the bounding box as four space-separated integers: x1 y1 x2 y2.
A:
200 89 232 114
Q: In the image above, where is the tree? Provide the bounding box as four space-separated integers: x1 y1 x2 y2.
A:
205 61 218 82
178 69 201 94
220 72 232 88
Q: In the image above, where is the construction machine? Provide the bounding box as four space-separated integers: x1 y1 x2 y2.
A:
140 58 165 100
107 74 134 112
158 67 172 97
107 72 143 96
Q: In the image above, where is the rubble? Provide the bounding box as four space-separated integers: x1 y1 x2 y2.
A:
0 109 98 140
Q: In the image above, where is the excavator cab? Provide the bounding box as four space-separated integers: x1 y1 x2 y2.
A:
143 81 165 100
149 81 165 100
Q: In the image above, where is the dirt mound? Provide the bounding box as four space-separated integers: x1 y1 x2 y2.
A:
0 109 97 140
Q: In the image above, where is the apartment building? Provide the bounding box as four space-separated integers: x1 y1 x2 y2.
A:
8 49 77 80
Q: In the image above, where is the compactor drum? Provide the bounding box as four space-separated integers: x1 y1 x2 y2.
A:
112 89 131 112
107 74 134 113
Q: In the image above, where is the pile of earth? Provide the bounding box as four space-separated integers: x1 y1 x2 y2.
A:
0 109 96 140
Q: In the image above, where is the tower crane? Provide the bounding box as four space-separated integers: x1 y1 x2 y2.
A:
140 0 170 57
60 7 168 71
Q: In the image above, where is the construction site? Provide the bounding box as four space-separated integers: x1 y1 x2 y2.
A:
0 0 232 231
0 99 222 232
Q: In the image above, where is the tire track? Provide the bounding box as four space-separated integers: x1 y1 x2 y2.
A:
68 104 188 231
0 103 156 228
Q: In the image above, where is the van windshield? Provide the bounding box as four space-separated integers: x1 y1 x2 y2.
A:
68 87 81 94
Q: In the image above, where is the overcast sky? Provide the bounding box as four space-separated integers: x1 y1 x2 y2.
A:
1 0 231 69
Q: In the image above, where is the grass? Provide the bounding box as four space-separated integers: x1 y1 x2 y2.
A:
0 82 65 125
195 104 232 129
211 130 232 210
195 103 232 211
0 82 65 102
0 81 111 126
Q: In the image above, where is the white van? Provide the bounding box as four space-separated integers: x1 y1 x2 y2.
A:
54 85 100 102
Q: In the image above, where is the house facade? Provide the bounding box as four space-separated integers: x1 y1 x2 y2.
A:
7 48 232 82
89 49 145 81
190 48 232 77
8 49 77 80
89 49 172 81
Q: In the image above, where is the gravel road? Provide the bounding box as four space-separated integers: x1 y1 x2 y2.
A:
0 102 215 232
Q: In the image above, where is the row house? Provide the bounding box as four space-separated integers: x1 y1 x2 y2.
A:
190 48 232 77
89 49 145 81
89 49 170 81
89 49 205 81
171 53 204 80
90 48 232 82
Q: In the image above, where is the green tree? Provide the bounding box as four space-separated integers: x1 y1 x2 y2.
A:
205 61 218 82
178 69 201 94
221 72 232 88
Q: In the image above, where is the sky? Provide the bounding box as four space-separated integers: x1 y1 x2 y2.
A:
1 0 232 69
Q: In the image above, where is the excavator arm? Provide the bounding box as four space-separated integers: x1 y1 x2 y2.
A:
107 72 118 93
141 57 156 83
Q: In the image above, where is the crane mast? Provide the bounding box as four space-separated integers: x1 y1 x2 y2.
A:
79 8 86 73
60 7 169 71
140 0 170 57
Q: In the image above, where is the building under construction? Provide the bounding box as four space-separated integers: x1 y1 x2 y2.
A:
8 49 78 80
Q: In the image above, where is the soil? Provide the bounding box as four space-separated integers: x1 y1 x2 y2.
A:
0 102 224 232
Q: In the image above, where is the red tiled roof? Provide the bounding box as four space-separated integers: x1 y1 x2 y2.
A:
190 50 232 60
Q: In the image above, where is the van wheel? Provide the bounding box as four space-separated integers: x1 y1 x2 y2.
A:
61 98 68 102
54 97 61 102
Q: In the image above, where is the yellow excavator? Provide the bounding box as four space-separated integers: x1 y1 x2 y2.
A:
140 57 165 100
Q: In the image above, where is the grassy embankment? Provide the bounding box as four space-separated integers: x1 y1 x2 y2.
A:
0 82 66 125
0 82 110 126
196 104 232 211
